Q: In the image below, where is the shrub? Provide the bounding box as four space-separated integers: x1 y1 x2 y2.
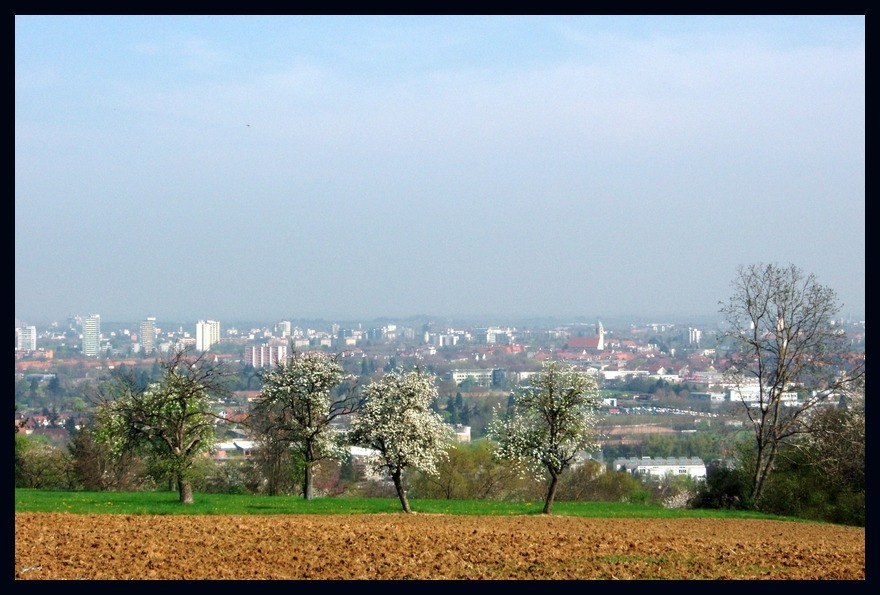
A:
691 466 751 510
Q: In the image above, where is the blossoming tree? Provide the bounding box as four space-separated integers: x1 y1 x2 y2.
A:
347 368 454 513
488 361 601 514
249 351 359 499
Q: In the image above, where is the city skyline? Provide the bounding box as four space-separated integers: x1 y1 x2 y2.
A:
15 310 865 340
15 16 865 324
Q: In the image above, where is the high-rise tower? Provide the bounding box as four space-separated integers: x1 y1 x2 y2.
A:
16 325 37 351
82 314 101 357
141 317 157 354
196 320 220 352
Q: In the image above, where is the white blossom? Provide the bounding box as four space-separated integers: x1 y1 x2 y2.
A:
347 368 454 512
487 361 601 513
251 351 358 498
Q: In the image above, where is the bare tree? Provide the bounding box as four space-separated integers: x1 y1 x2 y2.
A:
719 263 864 506
94 348 232 504
247 405 300 496
797 392 865 494
67 421 149 491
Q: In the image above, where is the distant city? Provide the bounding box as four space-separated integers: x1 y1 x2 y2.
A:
17 313 747 361
14 311 866 458
15 312 865 375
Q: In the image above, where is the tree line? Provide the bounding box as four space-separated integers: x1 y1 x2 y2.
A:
15 263 865 525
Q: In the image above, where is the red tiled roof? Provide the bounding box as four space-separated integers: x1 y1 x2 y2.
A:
566 337 600 349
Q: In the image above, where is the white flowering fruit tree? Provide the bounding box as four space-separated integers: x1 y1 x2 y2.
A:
347 368 454 513
488 361 601 514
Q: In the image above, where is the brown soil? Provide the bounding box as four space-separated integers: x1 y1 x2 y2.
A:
15 512 864 580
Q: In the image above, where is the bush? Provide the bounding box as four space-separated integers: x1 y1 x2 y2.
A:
625 488 651 505
691 466 751 510
555 466 645 503
757 454 865 527
407 441 535 501
15 435 74 490
192 458 259 495
644 473 699 508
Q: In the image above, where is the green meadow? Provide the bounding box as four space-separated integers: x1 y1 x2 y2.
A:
15 489 794 521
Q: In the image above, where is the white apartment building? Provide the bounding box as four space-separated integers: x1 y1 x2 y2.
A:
196 320 221 352
450 368 495 388
82 314 101 357
16 325 37 351
244 344 288 368
277 320 292 338
140 317 157 354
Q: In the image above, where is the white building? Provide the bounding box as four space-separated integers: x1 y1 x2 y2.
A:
244 344 288 368
140 317 157 354
613 456 707 481
16 325 37 351
450 368 495 388
277 320 292 338
725 386 799 407
196 320 221 352
212 440 255 460
82 314 101 357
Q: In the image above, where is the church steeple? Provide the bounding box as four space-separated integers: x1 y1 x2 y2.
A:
596 320 604 351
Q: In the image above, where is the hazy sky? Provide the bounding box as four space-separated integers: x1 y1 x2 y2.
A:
15 16 865 325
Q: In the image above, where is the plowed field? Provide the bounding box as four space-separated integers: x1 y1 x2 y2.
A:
15 512 864 580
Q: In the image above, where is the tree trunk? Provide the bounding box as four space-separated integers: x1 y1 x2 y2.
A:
303 462 314 500
178 476 194 505
392 469 411 513
266 457 278 496
543 472 559 514
750 440 777 506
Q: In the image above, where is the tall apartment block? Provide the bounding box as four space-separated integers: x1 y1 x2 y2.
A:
196 320 220 352
141 317 157 354
82 314 101 357
16 325 37 351
244 344 288 368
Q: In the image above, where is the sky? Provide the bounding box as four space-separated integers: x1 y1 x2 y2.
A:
15 16 865 326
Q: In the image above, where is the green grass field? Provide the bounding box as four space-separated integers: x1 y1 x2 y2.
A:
15 489 793 521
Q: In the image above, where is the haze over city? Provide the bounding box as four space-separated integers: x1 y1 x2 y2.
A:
15 16 865 326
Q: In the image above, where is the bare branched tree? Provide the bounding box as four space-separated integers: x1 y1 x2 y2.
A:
719 263 864 506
